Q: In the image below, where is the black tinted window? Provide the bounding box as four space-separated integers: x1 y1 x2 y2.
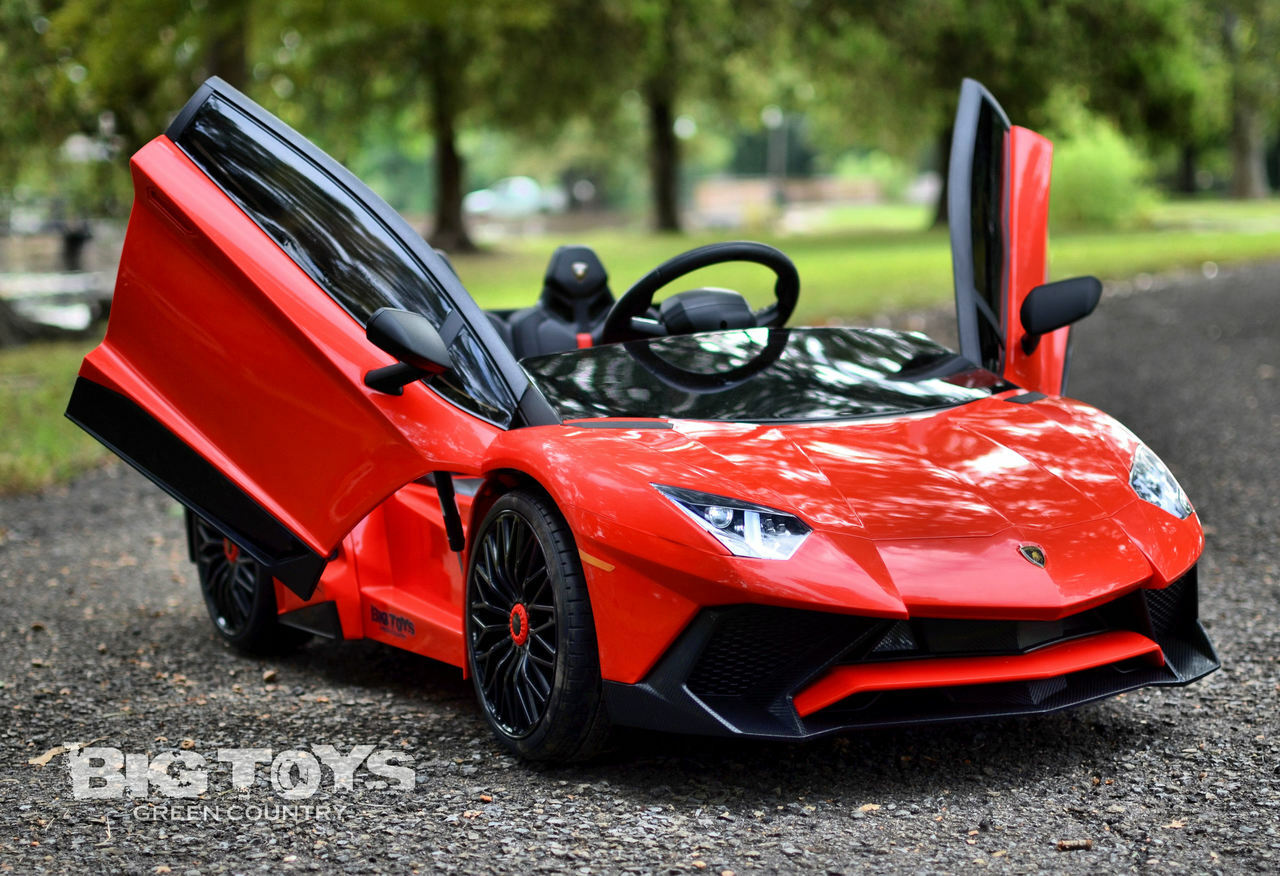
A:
523 328 1013 423
437 326 511 424
175 96 513 426
969 99 1007 367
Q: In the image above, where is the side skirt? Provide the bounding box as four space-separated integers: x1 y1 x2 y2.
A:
278 601 343 639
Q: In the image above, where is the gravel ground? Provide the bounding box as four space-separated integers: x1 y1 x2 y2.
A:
1 262 1277 874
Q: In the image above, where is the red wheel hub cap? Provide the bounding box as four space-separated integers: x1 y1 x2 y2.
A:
509 604 530 646
222 538 240 563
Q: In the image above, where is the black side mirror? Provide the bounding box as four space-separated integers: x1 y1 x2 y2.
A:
364 307 453 395
1020 276 1103 353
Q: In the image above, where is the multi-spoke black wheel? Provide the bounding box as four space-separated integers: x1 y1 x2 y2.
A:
469 507 558 736
466 490 610 761
187 510 310 655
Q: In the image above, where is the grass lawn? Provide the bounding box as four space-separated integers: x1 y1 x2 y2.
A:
1148 197 1280 230
0 336 111 496
453 199 1280 323
454 227 957 323
4 196 1280 495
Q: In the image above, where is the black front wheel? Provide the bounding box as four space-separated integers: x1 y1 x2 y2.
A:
465 490 610 761
187 510 310 655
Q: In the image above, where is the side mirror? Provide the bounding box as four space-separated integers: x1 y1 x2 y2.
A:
1020 276 1102 352
364 307 453 395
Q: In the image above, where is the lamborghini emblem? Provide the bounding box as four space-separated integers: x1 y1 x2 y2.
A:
1019 545 1046 568
571 261 589 280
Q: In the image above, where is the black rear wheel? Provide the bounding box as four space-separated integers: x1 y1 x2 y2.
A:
466 490 610 761
187 510 310 655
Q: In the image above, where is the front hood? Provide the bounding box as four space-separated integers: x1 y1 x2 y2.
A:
487 395 1198 618
670 395 1140 540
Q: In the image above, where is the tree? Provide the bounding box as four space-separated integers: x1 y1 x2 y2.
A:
269 0 568 253
44 0 253 158
470 0 792 233
799 0 1211 225
0 1 65 195
1055 1 1239 197
5 0 259 219
587 0 789 232
1219 1 1280 198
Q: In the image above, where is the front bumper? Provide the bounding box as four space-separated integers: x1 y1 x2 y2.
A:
603 567 1218 740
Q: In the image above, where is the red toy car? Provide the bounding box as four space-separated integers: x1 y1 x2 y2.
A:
68 78 1216 760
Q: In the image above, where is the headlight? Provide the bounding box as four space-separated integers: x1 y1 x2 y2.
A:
653 484 811 559
1129 444 1193 519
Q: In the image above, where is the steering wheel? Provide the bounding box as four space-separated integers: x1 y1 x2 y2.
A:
599 241 800 345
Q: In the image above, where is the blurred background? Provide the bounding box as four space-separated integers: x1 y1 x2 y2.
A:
2 0 1280 491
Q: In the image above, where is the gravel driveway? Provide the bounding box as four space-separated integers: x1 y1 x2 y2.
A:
1 263 1277 873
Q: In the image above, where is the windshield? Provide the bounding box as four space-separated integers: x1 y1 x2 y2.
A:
522 327 1015 423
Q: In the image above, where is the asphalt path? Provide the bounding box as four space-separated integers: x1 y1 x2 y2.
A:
1 263 1277 873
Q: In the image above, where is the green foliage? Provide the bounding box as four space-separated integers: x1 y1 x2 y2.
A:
1061 0 1217 148
1047 100 1155 230
795 0 1230 216
0 1 62 190
832 150 914 201
0 0 262 214
5 0 1279 232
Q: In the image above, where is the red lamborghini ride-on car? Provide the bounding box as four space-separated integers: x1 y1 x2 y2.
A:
68 78 1217 761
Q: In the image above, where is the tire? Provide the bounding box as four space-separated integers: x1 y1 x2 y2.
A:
465 489 611 761
186 510 311 655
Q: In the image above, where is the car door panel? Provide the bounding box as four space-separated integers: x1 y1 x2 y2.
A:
948 79 1069 397
1004 125 1068 394
67 80 518 599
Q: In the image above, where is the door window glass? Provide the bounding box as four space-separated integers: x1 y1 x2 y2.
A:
968 99 1008 370
174 96 513 426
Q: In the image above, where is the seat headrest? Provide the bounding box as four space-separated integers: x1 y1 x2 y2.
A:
543 245 609 302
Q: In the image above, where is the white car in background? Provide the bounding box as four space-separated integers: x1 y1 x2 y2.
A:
463 176 566 220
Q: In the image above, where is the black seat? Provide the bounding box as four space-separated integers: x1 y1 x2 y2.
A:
508 245 613 359
484 311 513 352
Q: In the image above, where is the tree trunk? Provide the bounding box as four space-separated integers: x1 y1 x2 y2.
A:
1230 103 1269 198
931 124 953 230
207 2 248 91
428 115 473 253
645 81 681 233
1176 144 1199 194
1224 8 1269 199
643 0 682 234
425 30 475 253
